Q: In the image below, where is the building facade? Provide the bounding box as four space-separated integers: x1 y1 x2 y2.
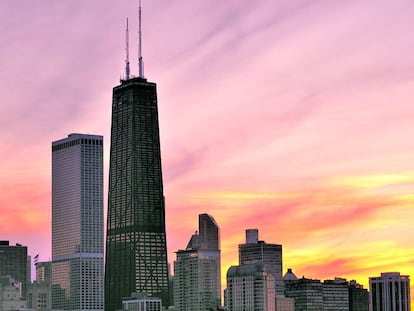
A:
0 241 28 299
369 272 411 311
349 281 369 311
174 249 220 311
239 229 283 296
27 261 52 311
122 293 162 311
105 76 170 310
284 278 323 311
275 296 295 311
51 134 104 311
0 276 27 311
226 263 275 311
322 279 349 311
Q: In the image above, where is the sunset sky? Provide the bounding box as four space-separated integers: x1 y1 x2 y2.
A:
1 0 414 304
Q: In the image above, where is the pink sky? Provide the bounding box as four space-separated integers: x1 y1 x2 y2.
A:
1 0 414 304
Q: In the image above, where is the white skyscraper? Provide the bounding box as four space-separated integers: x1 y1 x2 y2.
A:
51 133 104 311
369 272 410 311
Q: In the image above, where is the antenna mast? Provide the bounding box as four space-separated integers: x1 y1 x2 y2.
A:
125 18 130 80
138 0 144 78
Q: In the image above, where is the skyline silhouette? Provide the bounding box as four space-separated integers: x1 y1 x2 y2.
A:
0 1 413 306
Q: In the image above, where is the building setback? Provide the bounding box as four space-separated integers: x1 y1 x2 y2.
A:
369 272 411 311
51 134 104 311
239 229 283 296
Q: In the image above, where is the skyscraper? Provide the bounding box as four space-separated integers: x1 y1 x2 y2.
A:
369 272 411 311
239 229 283 296
51 133 104 311
105 4 169 309
173 214 221 311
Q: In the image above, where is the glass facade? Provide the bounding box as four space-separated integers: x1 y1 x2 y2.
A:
51 134 104 311
105 77 170 311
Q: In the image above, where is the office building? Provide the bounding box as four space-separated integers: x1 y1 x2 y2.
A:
284 273 369 311
173 214 221 311
239 229 283 295
105 5 169 309
51 133 104 311
122 293 162 311
322 278 349 311
35 262 51 284
174 249 220 311
349 280 368 311
284 277 323 311
0 241 28 298
226 263 275 311
369 272 411 311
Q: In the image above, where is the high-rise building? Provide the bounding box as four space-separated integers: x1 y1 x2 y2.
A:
239 229 283 295
173 214 221 311
226 263 276 311
51 133 104 311
369 272 411 311
174 249 221 311
105 6 169 308
0 241 28 298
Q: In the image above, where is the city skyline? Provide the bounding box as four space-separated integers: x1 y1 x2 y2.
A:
1 0 414 307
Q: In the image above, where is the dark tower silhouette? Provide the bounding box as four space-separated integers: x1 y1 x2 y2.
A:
105 2 169 310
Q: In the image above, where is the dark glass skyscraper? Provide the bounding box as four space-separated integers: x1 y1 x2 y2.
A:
105 76 169 310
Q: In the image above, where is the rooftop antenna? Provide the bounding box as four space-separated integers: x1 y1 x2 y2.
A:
125 18 130 80
138 0 144 78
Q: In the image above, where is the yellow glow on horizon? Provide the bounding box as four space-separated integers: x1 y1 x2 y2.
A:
336 172 414 189
192 191 296 200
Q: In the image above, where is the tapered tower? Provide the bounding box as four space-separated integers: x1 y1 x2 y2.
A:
104 2 170 310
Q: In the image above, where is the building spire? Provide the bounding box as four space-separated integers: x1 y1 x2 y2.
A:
125 18 130 80
138 0 144 78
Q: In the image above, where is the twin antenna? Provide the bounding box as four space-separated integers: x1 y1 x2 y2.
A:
125 0 144 80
